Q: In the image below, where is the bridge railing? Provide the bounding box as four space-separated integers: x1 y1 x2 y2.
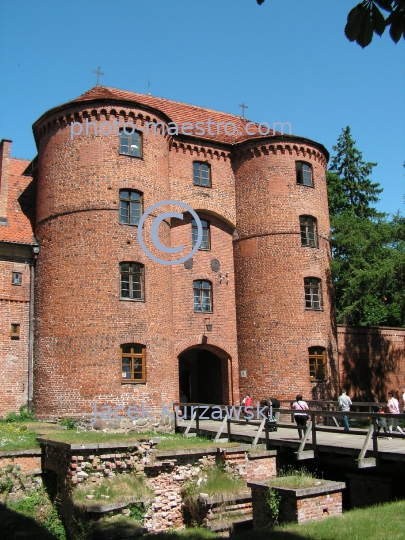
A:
173 402 405 469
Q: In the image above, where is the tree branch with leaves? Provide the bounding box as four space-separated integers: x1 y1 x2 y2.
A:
256 0 405 48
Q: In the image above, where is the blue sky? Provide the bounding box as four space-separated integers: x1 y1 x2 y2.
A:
1 0 404 215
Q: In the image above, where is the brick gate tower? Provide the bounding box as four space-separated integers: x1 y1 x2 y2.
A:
30 86 337 420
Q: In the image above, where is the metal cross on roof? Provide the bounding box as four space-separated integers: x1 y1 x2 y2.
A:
239 102 248 118
93 66 104 86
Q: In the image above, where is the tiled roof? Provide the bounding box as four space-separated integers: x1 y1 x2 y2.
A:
0 158 35 245
48 86 284 145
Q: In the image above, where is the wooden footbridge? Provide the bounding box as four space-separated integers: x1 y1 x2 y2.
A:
174 401 405 469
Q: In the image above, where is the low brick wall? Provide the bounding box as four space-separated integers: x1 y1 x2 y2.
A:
38 439 277 536
0 450 43 503
248 479 345 527
346 473 392 508
0 449 42 475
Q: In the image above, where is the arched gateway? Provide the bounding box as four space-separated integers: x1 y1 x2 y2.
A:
178 345 233 406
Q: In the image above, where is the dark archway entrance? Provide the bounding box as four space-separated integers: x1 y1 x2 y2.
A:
178 348 225 405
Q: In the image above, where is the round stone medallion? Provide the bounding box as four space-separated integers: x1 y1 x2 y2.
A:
211 259 220 272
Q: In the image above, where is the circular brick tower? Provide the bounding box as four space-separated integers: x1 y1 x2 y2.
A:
233 138 338 402
32 92 175 418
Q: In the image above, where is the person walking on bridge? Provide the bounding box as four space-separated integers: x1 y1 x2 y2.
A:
338 389 352 432
292 394 309 439
387 390 405 436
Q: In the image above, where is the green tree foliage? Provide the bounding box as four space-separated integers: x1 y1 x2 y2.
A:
327 127 405 327
328 126 382 219
345 1 405 47
330 210 405 326
256 0 405 48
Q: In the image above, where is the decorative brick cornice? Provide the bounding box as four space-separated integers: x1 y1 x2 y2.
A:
170 141 231 162
233 140 328 169
33 104 173 147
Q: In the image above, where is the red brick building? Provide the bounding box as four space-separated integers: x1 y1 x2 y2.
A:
1 86 339 419
0 140 36 416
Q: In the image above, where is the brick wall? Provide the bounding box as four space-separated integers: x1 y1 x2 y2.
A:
338 326 405 400
249 480 345 528
39 439 276 533
0 273 30 415
346 473 392 508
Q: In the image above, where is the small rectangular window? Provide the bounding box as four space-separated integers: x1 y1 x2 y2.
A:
120 263 144 300
300 216 317 247
192 219 210 250
193 280 212 312
121 344 146 383
193 162 211 187
119 130 142 157
10 323 20 339
119 190 142 225
304 278 322 309
296 162 313 186
309 347 326 380
12 272 22 285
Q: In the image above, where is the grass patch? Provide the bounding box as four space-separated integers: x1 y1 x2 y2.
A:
0 422 40 452
154 433 240 450
4 489 66 539
182 462 247 499
0 421 243 452
267 466 322 489
202 464 247 496
73 472 153 506
37 430 149 445
143 500 405 539
230 500 405 540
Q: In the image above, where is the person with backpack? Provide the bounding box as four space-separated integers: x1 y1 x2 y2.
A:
292 394 309 439
269 397 281 423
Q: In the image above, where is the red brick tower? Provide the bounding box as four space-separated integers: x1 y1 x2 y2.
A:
32 88 240 419
32 97 176 418
233 139 338 402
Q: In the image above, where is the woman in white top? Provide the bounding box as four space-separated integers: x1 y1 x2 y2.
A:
387 390 405 436
292 394 309 439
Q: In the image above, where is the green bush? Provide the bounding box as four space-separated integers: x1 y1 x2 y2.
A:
266 488 281 524
5 405 35 423
60 417 77 430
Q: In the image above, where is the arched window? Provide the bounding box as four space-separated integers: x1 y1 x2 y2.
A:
193 162 211 187
300 216 317 247
119 190 142 225
193 280 212 312
120 263 144 300
192 218 210 250
308 347 326 380
304 277 322 309
121 343 146 382
296 161 313 186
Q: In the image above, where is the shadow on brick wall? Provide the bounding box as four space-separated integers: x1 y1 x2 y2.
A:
339 327 403 401
311 265 340 401
17 176 36 234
